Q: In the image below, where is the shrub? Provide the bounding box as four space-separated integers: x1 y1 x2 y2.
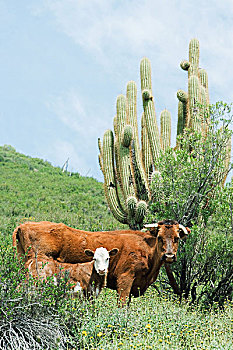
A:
147 102 233 306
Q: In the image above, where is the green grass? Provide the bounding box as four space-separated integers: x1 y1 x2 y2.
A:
70 289 233 350
0 145 232 349
0 145 125 235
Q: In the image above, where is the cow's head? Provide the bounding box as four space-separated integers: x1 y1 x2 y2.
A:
84 247 119 275
144 220 191 263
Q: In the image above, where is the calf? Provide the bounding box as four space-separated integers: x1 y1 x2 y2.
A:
25 247 118 298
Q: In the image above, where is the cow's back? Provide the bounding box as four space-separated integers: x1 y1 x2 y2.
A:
13 221 154 292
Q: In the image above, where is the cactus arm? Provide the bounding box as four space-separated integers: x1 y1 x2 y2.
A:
114 137 125 201
98 154 104 173
188 75 201 132
98 138 103 158
140 57 161 164
98 138 104 173
102 129 127 224
126 81 150 200
141 113 153 179
177 90 190 129
126 81 140 146
199 69 209 104
188 38 200 78
130 139 150 201
116 95 135 199
121 125 133 147
113 115 118 137
176 101 184 148
135 200 148 224
160 109 171 152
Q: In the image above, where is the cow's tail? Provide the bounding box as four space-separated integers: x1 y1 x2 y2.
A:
12 226 18 249
12 226 25 259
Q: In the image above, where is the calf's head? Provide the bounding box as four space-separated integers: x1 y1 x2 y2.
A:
145 220 191 263
84 247 119 275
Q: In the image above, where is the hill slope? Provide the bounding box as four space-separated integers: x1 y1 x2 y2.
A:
0 146 232 350
0 145 124 237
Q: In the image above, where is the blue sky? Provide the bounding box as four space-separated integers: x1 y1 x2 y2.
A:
0 0 233 181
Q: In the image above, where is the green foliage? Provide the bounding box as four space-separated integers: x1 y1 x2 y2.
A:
148 102 233 226
147 102 233 305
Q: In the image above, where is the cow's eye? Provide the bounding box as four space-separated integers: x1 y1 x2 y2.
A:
174 237 179 243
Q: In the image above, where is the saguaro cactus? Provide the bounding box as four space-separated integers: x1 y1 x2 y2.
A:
98 59 172 229
99 38 231 229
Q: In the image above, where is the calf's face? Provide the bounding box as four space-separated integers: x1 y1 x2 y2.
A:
145 221 191 264
85 247 119 275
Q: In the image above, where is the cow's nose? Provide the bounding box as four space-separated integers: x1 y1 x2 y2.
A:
98 269 106 275
162 253 176 263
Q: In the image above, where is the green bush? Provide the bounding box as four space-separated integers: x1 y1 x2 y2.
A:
147 102 233 306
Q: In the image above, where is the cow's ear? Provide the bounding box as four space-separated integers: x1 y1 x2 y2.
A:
109 248 119 257
84 249 94 257
179 225 191 239
144 223 159 237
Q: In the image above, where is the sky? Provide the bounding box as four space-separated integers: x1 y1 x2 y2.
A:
0 0 233 181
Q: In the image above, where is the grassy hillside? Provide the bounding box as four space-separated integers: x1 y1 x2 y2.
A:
0 145 232 350
0 145 125 238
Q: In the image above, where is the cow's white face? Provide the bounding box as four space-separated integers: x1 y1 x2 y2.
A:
84 247 118 275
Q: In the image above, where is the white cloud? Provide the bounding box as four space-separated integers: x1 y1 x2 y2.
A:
37 0 233 104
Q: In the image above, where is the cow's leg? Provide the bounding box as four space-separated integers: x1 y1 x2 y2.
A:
164 263 181 295
116 273 135 306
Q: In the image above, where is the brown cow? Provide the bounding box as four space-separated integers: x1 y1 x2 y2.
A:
13 220 190 304
25 247 119 298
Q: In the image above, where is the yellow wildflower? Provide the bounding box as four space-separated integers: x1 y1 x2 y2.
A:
82 331 87 336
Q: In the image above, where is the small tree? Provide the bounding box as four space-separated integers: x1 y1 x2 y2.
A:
147 102 233 303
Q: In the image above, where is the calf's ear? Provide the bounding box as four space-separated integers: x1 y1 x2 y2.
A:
179 225 191 239
109 248 119 257
144 223 159 236
84 249 94 257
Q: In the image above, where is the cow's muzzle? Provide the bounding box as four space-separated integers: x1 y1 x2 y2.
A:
162 253 176 263
98 269 107 276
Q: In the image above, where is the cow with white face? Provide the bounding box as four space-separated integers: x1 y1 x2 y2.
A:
25 247 119 299
82 247 118 297
85 247 116 275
